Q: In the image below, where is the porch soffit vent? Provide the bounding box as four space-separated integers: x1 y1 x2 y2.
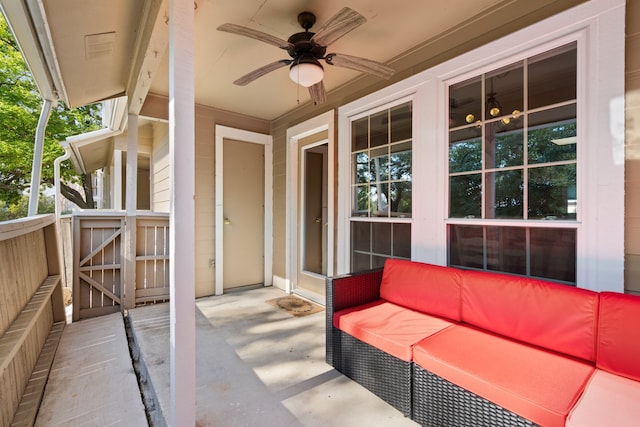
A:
84 32 116 60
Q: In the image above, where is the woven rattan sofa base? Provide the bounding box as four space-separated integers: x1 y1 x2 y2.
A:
412 364 538 427
336 329 412 417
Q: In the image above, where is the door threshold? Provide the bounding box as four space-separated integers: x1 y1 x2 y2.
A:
292 288 325 307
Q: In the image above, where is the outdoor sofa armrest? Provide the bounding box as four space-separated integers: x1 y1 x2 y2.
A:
325 268 384 366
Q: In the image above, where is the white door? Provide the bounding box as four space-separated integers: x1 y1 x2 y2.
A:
215 125 273 295
222 139 264 290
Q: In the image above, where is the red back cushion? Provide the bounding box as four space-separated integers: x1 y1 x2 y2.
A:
461 270 599 361
379 259 462 321
597 292 640 381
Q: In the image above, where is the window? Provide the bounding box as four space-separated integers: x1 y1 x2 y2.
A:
350 101 412 270
447 43 578 284
338 0 624 291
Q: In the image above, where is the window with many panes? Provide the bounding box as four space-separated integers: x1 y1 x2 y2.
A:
447 43 577 284
350 101 412 270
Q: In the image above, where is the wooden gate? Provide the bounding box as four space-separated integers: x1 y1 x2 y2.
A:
73 214 124 320
72 212 170 320
135 214 170 305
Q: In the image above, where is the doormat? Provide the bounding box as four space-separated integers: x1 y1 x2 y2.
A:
266 295 324 318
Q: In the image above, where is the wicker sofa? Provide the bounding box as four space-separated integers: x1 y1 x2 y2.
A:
326 259 640 426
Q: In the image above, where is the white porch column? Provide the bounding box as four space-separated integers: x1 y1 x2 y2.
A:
113 149 123 210
168 0 196 425
124 114 138 309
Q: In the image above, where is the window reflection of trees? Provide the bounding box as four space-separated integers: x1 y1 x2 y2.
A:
447 42 578 284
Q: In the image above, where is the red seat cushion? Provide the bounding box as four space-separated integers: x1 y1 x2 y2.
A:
333 300 455 362
597 292 640 381
380 259 462 321
461 269 598 361
413 325 595 427
567 370 640 427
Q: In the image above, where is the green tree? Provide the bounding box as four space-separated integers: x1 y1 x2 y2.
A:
0 192 56 221
0 13 102 212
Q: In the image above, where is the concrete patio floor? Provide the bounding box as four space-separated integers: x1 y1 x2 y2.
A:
126 286 418 426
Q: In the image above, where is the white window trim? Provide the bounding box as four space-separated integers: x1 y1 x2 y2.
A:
338 0 625 292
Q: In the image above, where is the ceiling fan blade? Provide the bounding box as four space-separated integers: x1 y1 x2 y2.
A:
233 60 291 86
311 7 366 47
325 53 394 80
217 23 293 50
308 81 327 104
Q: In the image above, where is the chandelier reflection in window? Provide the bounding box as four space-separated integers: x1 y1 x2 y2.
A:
464 76 521 128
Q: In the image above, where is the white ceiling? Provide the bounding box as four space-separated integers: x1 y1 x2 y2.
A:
25 0 516 121
151 0 505 120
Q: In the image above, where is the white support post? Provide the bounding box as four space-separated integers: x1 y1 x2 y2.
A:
113 150 123 210
124 114 138 309
126 114 138 215
168 0 196 425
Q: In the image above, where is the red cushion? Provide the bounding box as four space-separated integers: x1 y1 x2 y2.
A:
414 325 595 427
567 370 640 427
333 300 455 362
379 259 462 321
460 270 598 361
597 292 640 381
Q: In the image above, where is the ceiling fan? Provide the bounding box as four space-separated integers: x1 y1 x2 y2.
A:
217 7 395 104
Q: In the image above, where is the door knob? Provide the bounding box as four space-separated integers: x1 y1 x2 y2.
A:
314 217 322 223
224 218 231 225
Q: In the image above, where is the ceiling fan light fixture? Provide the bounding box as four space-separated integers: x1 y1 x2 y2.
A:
289 60 324 87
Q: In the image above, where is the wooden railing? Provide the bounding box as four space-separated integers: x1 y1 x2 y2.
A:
71 211 169 321
0 214 66 426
